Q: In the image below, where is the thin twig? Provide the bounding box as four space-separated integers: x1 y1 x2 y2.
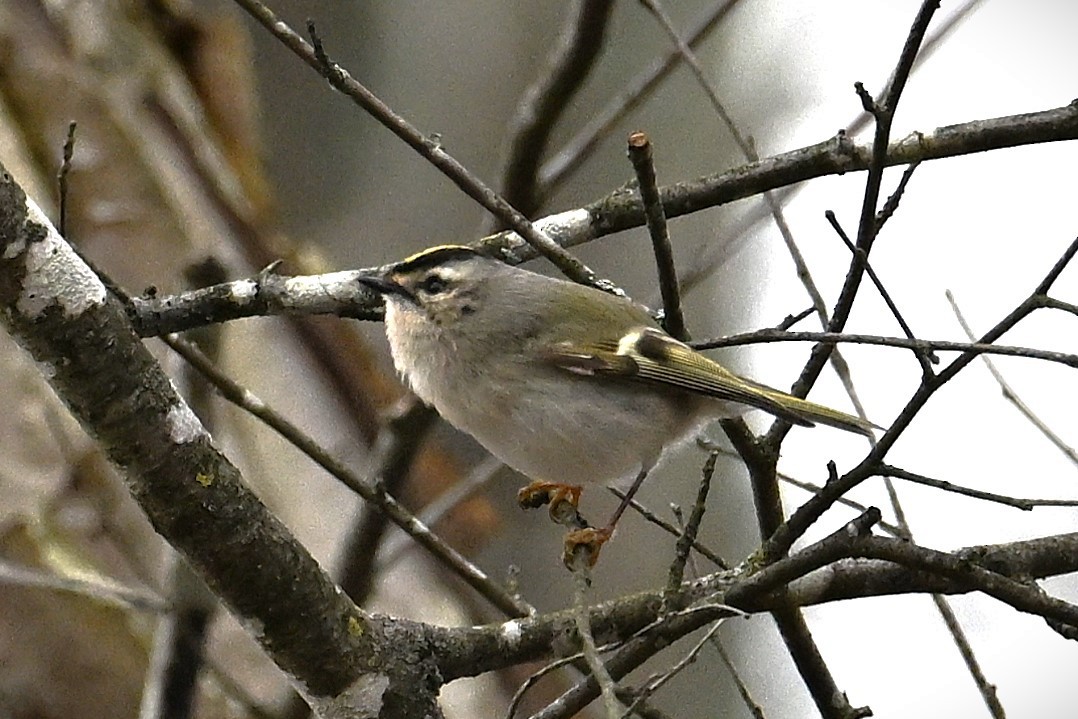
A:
506 654 585 719
696 439 904 538
57 122 76 237
824 209 936 375
527 603 744 719
711 637 767 719
694 329 1078 371
539 0 741 197
162 333 534 618
663 451 717 601
778 0 941 449
621 621 725 718
947 290 1078 467
570 560 624 718
1043 296 1078 318
775 307 815 331
627 131 687 340
608 486 728 569
930 594 1007 718
230 0 602 288
874 158 922 231
879 464 1078 510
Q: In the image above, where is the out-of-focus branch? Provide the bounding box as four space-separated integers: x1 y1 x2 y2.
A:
0 164 449 717
538 0 741 198
495 0 615 220
231 0 602 289
947 290 1078 467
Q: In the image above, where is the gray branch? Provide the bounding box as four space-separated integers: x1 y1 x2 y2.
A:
0 164 441 719
129 101 1078 336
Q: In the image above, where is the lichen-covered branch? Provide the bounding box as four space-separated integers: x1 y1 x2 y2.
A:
0 165 442 719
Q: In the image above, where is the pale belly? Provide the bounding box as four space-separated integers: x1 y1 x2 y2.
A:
430 369 709 485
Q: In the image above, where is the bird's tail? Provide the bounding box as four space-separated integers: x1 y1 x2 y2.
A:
746 383 879 437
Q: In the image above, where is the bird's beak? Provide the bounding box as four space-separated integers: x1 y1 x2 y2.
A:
358 272 413 301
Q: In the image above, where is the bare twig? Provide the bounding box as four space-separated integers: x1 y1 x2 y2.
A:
874 158 922 231
663 451 717 598
57 121 77 237
539 0 741 197
711 637 767 719
622 621 725 717
627 131 687 340
930 594 1007 718
879 464 1078 510
696 439 905 537
695 330 1078 371
947 290 1078 467
525 603 744 719
778 0 941 448
775 307 815 331
608 485 728 569
231 0 602 288
506 654 585 719
824 208 936 374
570 559 624 718
162 333 534 618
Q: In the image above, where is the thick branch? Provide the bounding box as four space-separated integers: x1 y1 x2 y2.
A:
435 529 1078 680
0 166 441 718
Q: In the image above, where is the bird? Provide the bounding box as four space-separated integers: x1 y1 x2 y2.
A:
359 245 874 565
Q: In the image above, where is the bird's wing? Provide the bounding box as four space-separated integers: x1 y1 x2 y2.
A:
540 327 817 427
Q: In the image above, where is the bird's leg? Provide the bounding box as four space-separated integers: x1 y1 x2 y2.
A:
563 466 650 568
517 480 582 516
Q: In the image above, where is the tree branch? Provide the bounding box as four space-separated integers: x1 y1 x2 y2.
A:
0 164 444 718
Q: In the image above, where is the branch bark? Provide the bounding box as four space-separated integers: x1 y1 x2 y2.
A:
0 165 441 719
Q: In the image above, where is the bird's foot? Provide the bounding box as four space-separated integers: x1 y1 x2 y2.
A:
517 481 582 518
562 525 613 569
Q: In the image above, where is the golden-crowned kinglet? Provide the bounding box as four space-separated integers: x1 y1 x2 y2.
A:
360 245 874 559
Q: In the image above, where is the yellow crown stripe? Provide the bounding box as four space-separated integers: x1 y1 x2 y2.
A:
394 245 478 272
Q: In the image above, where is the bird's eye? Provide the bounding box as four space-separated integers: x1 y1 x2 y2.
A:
417 274 448 295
